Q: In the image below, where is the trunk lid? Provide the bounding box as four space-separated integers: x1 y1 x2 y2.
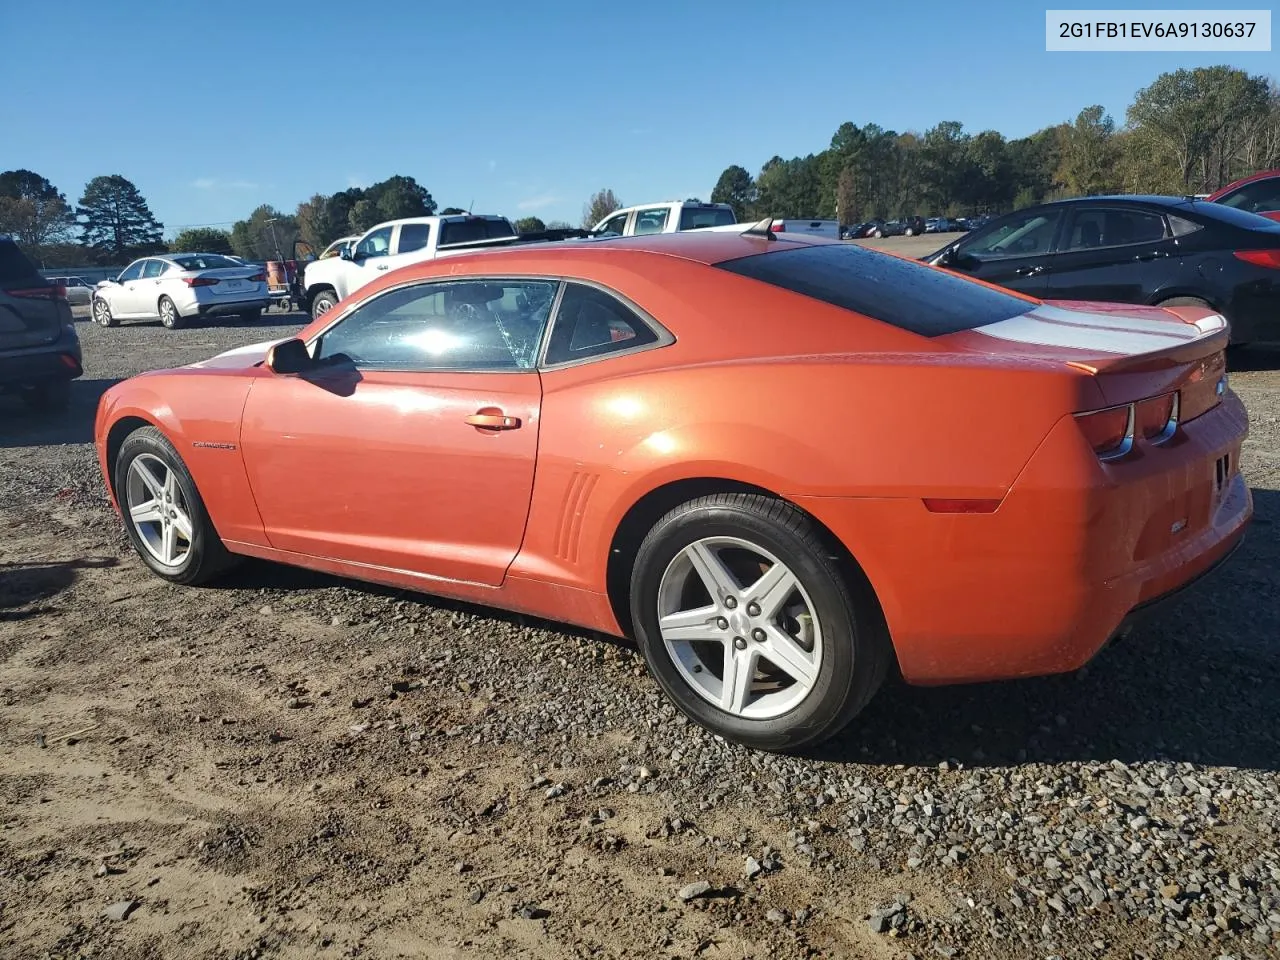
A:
942 300 1230 408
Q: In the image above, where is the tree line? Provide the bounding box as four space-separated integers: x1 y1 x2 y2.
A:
703 65 1280 224
5 65 1277 268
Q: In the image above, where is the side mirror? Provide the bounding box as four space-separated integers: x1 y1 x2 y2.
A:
340 247 354 261
266 338 313 375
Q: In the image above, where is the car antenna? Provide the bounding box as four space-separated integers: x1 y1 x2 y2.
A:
741 217 777 240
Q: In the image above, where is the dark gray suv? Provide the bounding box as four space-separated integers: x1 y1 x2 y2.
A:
0 237 82 411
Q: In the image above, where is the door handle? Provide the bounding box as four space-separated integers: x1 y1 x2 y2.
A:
465 412 521 430
1134 250 1169 261
1014 265 1044 276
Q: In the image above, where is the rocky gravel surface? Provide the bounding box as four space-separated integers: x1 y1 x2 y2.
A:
1 303 1278 960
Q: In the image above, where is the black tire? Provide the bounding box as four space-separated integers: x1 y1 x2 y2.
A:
628 493 890 752
21 379 71 412
239 308 263 322
92 297 117 327
310 290 339 319
158 296 183 330
1157 296 1211 309
113 425 238 585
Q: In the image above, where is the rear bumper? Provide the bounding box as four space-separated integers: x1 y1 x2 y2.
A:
0 332 83 389
194 298 269 317
797 391 1253 685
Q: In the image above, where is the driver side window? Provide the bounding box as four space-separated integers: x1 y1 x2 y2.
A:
314 279 560 371
961 210 1062 259
354 226 393 259
118 261 145 282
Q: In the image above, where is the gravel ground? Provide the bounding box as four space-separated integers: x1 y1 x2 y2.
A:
2 281 1279 960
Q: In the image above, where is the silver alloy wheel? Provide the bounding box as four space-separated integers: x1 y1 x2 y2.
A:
313 295 335 317
656 536 823 720
93 298 110 325
159 298 177 327
125 453 194 567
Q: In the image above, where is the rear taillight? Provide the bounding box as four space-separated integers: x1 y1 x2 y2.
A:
248 272 266 282
182 276 219 287
1076 391 1182 461
1136 392 1178 441
770 222 784 232
1233 249 1280 270
9 284 67 300
1075 404 1133 460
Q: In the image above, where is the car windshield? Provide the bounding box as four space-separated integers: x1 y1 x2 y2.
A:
439 218 516 245
171 254 242 270
679 207 736 230
716 241 1032 337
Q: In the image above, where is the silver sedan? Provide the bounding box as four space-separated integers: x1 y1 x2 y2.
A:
90 253 270 330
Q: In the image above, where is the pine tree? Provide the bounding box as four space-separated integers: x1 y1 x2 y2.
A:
78 175 164 257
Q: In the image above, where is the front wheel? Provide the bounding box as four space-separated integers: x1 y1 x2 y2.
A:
629 493 890 752
310 290 339 319
114 426 237 585
92 297 117 327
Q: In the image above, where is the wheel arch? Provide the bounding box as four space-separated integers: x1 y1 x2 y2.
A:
105 415 159 500
603 477 892 663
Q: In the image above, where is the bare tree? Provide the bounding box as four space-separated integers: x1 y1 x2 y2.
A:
582 188 622 229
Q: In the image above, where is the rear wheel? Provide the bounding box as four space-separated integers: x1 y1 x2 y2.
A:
21 379 71 412
92 297 117 327
158 296 183 330
1157 295 1244 347
629 493 890 752
114 426 237 584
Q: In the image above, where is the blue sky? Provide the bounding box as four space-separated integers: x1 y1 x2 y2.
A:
1 0 1274 234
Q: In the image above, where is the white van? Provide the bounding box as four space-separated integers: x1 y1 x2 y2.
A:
593 201 737 236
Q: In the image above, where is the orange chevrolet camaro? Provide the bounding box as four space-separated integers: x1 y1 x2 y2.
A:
94 226 1253 751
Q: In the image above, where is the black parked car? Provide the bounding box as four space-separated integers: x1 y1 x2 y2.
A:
895 215 927 237
921 196 1280 345
0 237 82 411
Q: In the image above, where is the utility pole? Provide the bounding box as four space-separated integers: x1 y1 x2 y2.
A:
265 218 283 263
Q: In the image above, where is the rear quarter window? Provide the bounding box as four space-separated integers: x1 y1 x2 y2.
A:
715 242 1033 336
440 219 517 245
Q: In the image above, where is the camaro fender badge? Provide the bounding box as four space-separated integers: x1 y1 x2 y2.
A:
192 441 237 450
1170 518 1188 535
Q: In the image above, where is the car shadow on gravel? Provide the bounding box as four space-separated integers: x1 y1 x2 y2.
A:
210 489 1279 774
0 378 120 450
1227 343 1280 372
0 557 117 620
812 486 1280 773
214 559 626 647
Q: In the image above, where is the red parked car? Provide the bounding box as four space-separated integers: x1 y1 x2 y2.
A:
1209 169 1280 222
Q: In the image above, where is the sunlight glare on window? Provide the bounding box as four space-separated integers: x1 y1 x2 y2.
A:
404 327 468 355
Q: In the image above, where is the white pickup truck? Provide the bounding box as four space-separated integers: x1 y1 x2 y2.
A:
300 214 524 317
592 200 738 236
